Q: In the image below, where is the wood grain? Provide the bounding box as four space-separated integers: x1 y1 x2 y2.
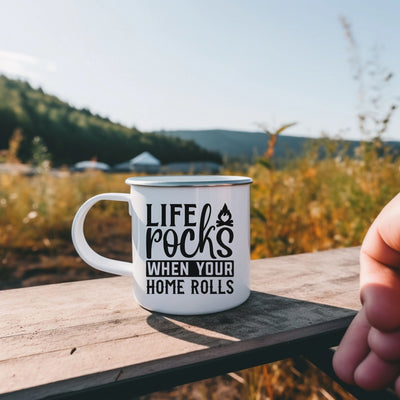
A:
0 247 360 399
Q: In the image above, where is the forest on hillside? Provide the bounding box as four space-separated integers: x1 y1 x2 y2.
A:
0 75 222 166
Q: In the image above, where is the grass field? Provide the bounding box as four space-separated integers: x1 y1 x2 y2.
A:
1 144 399 399
2 143 399 287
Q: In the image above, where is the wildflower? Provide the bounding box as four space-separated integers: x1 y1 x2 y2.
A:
27 211 38 219
305 168 316 178
23 211 38 224
309 202 322 219
283 177 295 188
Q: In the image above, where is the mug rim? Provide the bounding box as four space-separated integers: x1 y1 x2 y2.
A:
125 175 252 187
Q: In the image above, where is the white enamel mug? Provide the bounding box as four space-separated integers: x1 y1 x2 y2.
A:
71 175 252 315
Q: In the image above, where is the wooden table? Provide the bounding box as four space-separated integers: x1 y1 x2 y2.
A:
0 247 362 399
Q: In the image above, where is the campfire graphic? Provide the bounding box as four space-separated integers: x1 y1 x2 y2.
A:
216 203 234 227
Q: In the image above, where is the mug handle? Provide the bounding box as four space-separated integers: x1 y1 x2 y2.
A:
71 193 132 276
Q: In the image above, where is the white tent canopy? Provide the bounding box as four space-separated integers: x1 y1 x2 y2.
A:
130 152 161 167
113 152 161 172
73 160 111 171
129 151 161 172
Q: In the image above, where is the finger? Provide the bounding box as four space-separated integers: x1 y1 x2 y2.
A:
354 351 400 391
369 327 400 361
333 309 370 385
361 193 400 269
360 256 400 331
394 375 400 397
359 196 400 331
360 214 400 332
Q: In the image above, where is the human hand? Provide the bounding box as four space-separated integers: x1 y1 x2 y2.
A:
333 193 400 395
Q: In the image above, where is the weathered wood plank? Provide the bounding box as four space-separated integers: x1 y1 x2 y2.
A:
0 247 361 399
7 317 354 400
250 246 361 310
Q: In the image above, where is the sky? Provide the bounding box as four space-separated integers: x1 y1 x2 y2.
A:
0 0 399 140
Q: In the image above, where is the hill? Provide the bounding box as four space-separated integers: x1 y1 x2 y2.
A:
0 76 221 166
157 129 400 162
157 129 305 161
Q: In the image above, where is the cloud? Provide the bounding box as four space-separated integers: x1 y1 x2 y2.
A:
0 50 56 81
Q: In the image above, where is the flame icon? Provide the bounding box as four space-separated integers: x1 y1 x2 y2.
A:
216 203 233 227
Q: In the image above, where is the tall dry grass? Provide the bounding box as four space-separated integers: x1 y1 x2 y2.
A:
249 145 400 259
1 145 400 399
0 170 130 252
2 147 399 263
0 170 135 286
